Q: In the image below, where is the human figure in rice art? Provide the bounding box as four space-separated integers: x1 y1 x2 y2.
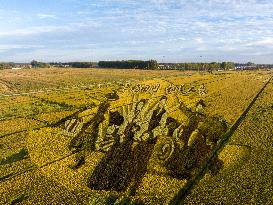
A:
65 89 228 195
87 96 168 194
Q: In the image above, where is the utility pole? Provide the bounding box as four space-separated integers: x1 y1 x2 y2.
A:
198 56 203 73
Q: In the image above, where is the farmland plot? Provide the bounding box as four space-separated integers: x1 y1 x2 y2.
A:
183 77 273 204
0 69 271 204
0 132 34 178
0 68 192 94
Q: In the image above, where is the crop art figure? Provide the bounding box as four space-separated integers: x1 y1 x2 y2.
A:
64 87 228 195
150 83 160 93
188 84 196 92
198 83 208 96
88 96 169 193
179 84 187 94
195 99 206 114
166 84 178 94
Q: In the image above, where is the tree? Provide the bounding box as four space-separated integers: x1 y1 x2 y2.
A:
246 62 255 66
147 60 158 70
31 60 49 68
70 62 96 68
221 62 235 70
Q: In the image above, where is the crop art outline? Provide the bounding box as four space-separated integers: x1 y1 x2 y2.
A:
124 82 208 96
62 82 227 195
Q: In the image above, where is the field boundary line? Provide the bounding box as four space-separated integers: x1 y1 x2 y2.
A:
0 81 125 98
0 150 83 183
0 127 44 139
0 110 88 182
170 75 272 205
0 165 37 182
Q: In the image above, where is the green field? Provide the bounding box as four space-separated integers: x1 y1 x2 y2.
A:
0 68 272 205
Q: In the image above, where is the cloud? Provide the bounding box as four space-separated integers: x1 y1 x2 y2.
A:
0 44 43 50
194 38 204 44
246 38 273 47
0 25 75 37
1 0 273 63
37 14 57 19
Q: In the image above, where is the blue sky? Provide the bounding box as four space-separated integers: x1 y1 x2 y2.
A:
1 0 273 63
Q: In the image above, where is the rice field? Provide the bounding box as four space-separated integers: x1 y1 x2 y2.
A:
183 79 273 204
0 68 272 205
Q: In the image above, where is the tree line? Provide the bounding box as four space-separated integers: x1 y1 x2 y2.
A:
50 60 159 69
0 62 30 70
50 62 98 68
98 60 158 70
1 60 271 71
0 63 14 70
32 60 234 71
159 62 235 71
